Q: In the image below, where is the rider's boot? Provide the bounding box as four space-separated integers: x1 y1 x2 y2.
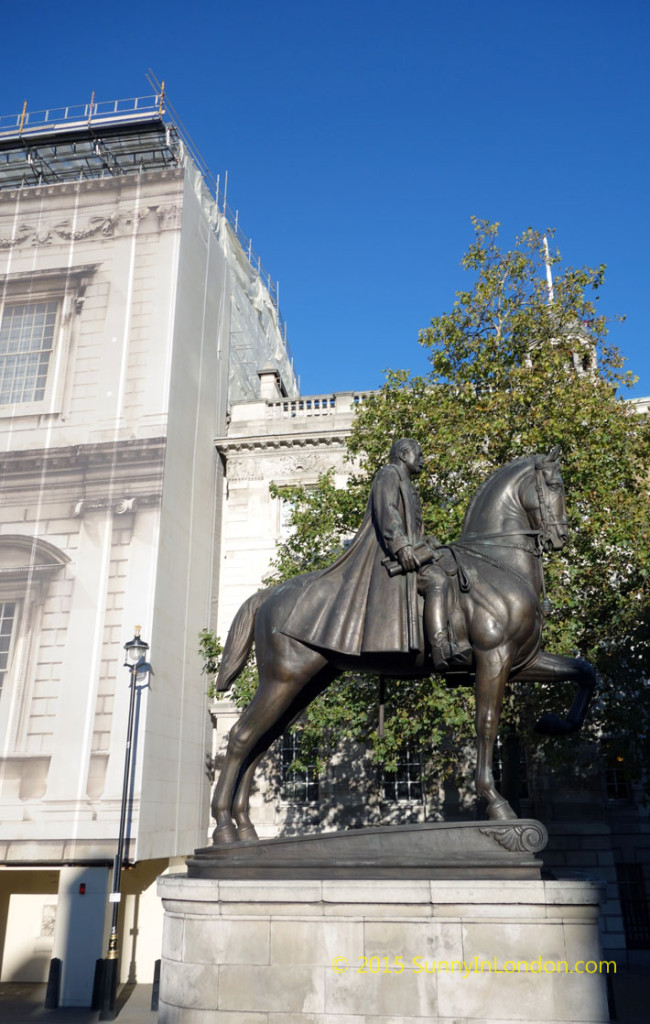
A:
421 569 471 671
431 630 453 672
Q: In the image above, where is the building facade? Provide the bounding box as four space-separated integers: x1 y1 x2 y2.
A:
0 96 296 1004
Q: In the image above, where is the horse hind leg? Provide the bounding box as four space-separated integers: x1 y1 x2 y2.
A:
211 685 293 844
211 700 259 844
212 688 294 845
212 646 334 845
512 651 597 736
230 663 340 842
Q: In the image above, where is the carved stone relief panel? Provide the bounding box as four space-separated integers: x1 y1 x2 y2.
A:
226 457 262 482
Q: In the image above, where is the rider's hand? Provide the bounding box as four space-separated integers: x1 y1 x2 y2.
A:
397 545 421 572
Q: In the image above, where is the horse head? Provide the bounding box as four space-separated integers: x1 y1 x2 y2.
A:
521 446 568 552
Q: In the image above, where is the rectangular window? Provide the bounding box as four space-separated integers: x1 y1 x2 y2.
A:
0 300 58 405
281 731 319 803
278 497 295 542
616 863 650 949
0 601 17 696
605 757 631 800
382 747 423 802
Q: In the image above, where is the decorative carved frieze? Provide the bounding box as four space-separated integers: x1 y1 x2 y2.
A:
265 451 345 478
54 215 117 241
0 224 34 248
0 203 176 249
224 447 346 483
155 203 181 229
226 458 262 482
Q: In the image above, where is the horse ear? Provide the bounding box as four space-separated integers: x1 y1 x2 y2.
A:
548 445 561 462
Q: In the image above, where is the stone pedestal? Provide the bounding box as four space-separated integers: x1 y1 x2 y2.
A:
157 874 609 1023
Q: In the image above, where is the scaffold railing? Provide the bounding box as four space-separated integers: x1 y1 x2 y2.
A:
0 94 164 139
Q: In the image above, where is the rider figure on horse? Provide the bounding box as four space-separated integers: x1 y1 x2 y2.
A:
383 438 470 671
282 437 470 671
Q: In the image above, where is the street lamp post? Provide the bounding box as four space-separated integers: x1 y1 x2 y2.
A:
99 627 151 1021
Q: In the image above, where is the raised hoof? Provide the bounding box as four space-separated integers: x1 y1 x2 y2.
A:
534 712 575 737
212 823 240 845
487 797 517 821
236 824 259 842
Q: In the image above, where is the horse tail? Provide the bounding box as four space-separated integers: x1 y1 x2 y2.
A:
214 589 268 692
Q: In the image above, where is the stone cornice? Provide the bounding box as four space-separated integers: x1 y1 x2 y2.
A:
215 430 349 456
0 436 166 479
0 167 184 204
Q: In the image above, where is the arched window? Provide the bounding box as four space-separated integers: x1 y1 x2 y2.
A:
0 536 69 750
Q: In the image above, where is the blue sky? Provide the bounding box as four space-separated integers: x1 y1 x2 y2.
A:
2 1 648 397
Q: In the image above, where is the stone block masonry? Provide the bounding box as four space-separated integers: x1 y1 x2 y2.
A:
157 874 609 1023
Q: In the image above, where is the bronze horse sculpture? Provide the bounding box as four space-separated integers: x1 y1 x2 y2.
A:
211 449 595 844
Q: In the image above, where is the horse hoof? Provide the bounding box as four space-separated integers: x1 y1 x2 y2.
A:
487 797 517 821
236 824 259 842
212 824 240 845
534 712 572 737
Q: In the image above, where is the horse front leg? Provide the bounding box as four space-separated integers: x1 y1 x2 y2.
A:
512 651 597 736
474 647 517 821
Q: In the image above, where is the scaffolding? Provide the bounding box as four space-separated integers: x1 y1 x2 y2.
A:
0 92 290 361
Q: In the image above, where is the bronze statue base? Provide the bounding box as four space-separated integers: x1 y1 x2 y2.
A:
187 819 548 880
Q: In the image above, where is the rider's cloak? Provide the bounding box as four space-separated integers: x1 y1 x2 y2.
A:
281 461 424 655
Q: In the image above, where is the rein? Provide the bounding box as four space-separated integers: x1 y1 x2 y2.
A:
460 529 541 554
451 539 538 592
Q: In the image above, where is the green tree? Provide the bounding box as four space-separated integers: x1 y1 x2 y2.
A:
218 219 650 793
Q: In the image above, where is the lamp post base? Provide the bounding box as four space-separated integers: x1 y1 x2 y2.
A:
97 956 119 1021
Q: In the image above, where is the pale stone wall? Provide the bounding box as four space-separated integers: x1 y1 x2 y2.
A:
0 167 183 846
158 875 609 1023
0 448 165 859
0 128 297 990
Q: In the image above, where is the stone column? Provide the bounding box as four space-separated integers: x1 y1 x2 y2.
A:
43 511 113 809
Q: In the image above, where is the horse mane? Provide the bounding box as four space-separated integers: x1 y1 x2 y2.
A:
461 454 535 533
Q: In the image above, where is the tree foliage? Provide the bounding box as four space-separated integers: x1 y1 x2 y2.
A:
215 219 650 792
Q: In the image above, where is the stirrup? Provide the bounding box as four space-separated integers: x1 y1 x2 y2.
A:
432 633 471 672
431 633 452 671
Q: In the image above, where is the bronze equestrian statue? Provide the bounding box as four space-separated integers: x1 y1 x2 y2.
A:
211 441 595 844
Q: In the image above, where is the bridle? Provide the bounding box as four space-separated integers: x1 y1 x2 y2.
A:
451 454 567 613
461 457 567 553
532 455 569 554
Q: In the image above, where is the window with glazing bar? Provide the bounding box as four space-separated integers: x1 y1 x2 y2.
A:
382 747 423 802
281 730 319 803
0 601 17 696
0 300 58 405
